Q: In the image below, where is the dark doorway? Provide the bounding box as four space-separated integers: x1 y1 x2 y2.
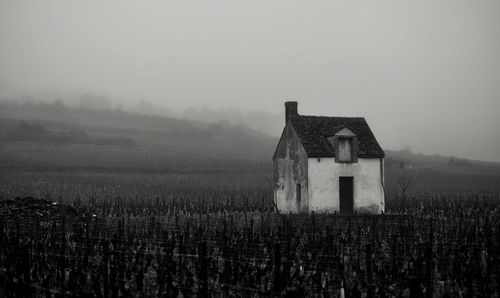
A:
339 177 353 214
296 184 301 205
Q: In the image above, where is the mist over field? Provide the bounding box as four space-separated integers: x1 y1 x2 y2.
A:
1 0 500 162
2 2 500 297
1 0 500 203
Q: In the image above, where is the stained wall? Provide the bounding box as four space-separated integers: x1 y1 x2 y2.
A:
273 124 309 213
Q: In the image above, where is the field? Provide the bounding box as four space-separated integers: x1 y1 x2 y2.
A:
1 193 499 297
1 109 500 297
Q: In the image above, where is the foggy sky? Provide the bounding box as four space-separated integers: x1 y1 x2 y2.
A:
1 1 500 162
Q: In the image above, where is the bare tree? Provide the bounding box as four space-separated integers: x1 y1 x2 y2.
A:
397 172 416 204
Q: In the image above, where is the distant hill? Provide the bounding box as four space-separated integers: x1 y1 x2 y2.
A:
1 99 499 177
0 100 276 159
385 149 500 176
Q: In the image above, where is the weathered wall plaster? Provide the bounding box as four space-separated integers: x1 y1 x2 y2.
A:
307 157 384 213
273 124 309 213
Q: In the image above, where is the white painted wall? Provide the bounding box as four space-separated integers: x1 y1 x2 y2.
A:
274 159 299 212
308 157 384 213
273 124 309 213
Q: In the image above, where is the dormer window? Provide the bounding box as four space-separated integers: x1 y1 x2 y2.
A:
338 137 353 162
327 128 358 163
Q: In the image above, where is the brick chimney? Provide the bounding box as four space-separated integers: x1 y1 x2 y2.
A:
285 101 298 124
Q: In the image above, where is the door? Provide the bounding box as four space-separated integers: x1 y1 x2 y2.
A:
296 184 301 205
339 177 353 214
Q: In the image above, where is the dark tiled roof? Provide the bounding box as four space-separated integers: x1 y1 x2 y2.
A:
289 115 385 158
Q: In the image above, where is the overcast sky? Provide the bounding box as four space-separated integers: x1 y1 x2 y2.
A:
1 1 500 161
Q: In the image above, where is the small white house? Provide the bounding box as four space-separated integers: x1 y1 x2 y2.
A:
273 101 385 214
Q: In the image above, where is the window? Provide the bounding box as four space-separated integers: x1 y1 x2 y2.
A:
329 136 358 163
338 138 352 162
327 133 358 163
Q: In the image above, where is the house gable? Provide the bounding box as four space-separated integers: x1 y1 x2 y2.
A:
273 122 308 161
272 127 287 160
273 122 309 213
